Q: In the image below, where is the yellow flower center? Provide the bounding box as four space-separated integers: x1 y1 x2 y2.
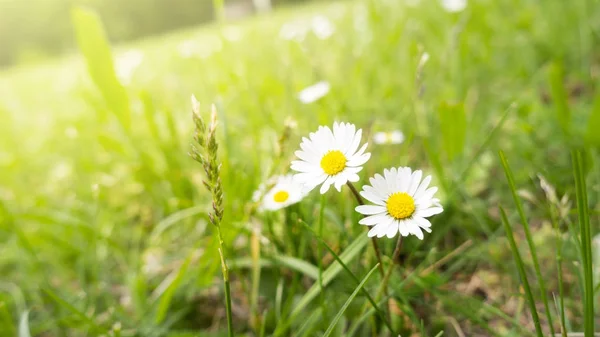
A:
386 192 415 220
320 150 347 175
273 190 290 203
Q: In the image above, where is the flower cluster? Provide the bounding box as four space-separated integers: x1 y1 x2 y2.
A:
254 121 443 241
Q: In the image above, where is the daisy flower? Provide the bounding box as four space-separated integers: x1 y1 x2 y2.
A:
258 175 306 211
297 81 330 104
355 167 443 239
373 130 405 145
291 122 371 194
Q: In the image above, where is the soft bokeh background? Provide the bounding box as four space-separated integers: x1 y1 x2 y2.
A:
1 0 599 336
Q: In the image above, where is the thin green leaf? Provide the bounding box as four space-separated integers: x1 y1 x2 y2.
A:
154 254 193 324
571 150 595 336
42 288 107 334
323 264 379 337
499 150 555 335
18 311 31 337
547 61 570 136
71 6 131 131
499 207 543 337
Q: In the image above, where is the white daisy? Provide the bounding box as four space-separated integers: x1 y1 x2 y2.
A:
373 130 405 145
259 175 306 211
291 122 371 194
355 167 443 240
441 0 467 12
297 81 330 104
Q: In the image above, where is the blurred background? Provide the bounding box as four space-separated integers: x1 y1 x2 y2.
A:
0 0 314 67
1 0 599 336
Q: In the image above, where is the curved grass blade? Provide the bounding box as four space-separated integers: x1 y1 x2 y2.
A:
499 207 543 337
499 150 555 335
299 220 395 335
42 288 108 334
272 233 369 336
572 150 595 336
323 264 379 337
18 311 31 337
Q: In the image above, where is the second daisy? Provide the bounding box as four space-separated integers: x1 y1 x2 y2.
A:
291 122 371 194
355 167 443 239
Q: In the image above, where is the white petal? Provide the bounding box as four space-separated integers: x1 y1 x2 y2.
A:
346 128 361 155
413 175 432 199
416 207 444 218
295 149 319 163
416 187 438 204
291 160 320 173
359 213 389 226
368 226 379 237
370 174 388 195
320 176 336 194
360 190 386 206
407 170 422 196
355 205 386 215
386 220 399 238
376 223 388 238
347 152 370 167
413 216 432 229
408 222 424 240
399 220 410 236
397 167 412 192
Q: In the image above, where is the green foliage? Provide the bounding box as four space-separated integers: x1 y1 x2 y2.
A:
71 6 132 131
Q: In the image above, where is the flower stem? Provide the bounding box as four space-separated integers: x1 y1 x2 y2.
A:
216 226 234 337
377 236 403 300
346 181 385 278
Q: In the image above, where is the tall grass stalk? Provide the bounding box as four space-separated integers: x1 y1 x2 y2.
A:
572 150 595 336
189 97 233 337
499 150 555 335
499 207 544 337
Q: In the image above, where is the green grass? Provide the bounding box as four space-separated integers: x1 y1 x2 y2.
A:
0 0 599 336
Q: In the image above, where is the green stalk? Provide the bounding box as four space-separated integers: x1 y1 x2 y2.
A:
217 227 234 337
548 201 567 337
499 151 555 335
317 195 327 319
499 207 544 337
572 150 594 337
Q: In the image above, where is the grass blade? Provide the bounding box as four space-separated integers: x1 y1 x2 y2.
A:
154 254 193 324
499 150 555 335
18 311 31 337
572 150 595 336
323 264 379 337
547 61 571 136
499 207 544 337
42 288 107 334
71 6 131 132
300 220 395 335
272 234 369 336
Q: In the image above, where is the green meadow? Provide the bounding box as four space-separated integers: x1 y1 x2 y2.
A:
0 0 599 336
